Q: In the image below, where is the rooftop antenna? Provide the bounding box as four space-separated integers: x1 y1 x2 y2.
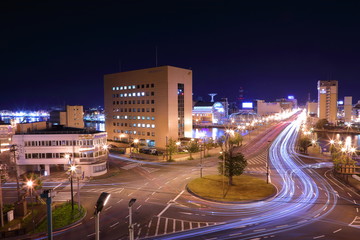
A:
209 93 217 102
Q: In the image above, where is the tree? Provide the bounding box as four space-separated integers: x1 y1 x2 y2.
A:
204 138 215 156
298 137 311 154
315 118 329 129
186 141 199 160
218 151 247 185
166 138 177 161
229 132 243 147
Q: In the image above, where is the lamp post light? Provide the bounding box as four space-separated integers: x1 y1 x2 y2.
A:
120 134 125 142
128 198 137 240
65 154 75 212
26 179 35 232
94 192 111 240
176 141 181 152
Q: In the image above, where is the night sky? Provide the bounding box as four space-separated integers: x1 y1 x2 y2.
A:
2 0 360 110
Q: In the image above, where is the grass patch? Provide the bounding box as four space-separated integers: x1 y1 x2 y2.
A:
187 174 276 202
35 202 85 233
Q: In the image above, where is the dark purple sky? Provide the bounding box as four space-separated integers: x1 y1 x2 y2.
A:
1 0 360 110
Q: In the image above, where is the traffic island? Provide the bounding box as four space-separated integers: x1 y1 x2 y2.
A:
187 174 276 203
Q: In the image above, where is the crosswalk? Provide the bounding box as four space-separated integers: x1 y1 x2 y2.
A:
82 187 124 194
246 152 268 173
144 216 220 238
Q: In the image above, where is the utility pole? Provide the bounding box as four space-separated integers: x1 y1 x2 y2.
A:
10 145 21 201
0 169 4 227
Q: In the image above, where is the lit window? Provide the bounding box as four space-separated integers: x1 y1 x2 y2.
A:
124 86 127 90
142 116 145 120
125 116 128 119
133 123 136 127
138 123 141 127
142 124 145 127
116 116 120 119
124 93 127 97
134 131 137 134
120 86 123 90
137 92 141 96
151 117 155 120
151 124 155 128
112 87 115 90
141 92 145 96
146 117 150 120
146 124 150 128
128 85 131 89
137 116 141 119
132 93 136 96
120 94 123 97
132 85 136 89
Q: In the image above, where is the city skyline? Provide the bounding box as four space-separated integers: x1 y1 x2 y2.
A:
2 1 360 109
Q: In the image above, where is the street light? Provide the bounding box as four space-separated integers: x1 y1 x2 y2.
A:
94 192 111 240
65 154 75 212
133 139 139 153
128 198 137 240
26 179 35 232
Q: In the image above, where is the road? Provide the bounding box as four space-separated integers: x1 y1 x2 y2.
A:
3 112 360 239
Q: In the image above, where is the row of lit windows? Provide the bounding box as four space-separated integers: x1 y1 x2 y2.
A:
113 122 155 128
113 108 155 113
113 113 155 119
113 116 155 121
112 84 155 91
112 91 155 98
24 139 106 147
25 151 106 159
113 99 155 105
113 129 155 136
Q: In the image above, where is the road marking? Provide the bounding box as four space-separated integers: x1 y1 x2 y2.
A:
276 224 288 228
145 197 150 202
354 200 357 204
105 206 112 211
87 233 96 237
136 205 142 210
186 177 191 179
356 208 359 213
333 228 342 233
117 199 123 203
128 192 133 196
151 191 156 195
110 222 119 228
297 220 307 224
145 219 153 237
348 192 352 197
165 181 170 184
253 228 266 232
323 206 327 212
164 218 168 234
314 213 320 218
229 232 243 236
155 217 161 236
313 235 325 239
157 190 184 217
90 216 94 220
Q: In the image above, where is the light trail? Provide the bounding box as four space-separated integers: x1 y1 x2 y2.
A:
154 112 337 239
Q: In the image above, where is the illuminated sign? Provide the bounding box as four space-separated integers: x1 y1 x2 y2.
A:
337 101 344 105
242 102 253 109
288 95 294 100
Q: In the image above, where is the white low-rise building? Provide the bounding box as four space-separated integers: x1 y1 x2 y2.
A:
12 127 108 177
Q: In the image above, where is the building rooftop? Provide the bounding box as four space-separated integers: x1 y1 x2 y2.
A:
15 126 104 135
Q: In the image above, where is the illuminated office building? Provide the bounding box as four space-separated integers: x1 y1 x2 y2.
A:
104 66 193 148
317 80 338 123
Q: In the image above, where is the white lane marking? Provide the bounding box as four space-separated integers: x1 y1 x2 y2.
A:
145 197 150 202
356 208 359 213
253 228 266 232
173 219 176 232
348 192 352 197
313 235 325 239
276 224 288 228
314 213 320 218
155 217 161 236
87 233 96 237
105 206 112 211
157 190 185 217
151 191 156 195
165 181 170 184
333 228 342 233
323 206 327 212
110 222 119 228
186 177 191 179
136 205 142 210
229 232 243 237
354 200 357 204
128 192 133 196
116 199 123 203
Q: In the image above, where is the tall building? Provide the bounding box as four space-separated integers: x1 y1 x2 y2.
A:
344 96 353 123
50 105 84 128
104 66 193 148
317 80 338 123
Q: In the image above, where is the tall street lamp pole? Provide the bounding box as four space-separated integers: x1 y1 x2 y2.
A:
10 145 21 201
128 198 137 240
27 180 35 232
65 154 75 212
94 192 111 240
